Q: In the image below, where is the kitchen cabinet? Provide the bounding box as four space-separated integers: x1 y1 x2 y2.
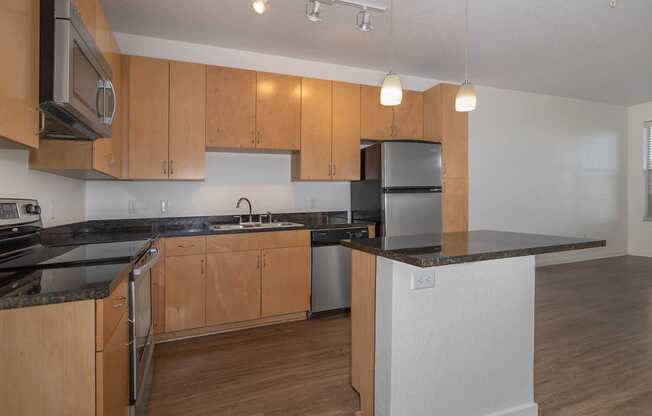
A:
206 66 257 149
96 310 130 416
261 246 310 317
126 55 170 180
72 0 97 40
256 72 301 150
394 90 424 139
29 1 124 179
361 85 394 140
332 81 362 180
442 178 469 233
205 251 261 325
165 254 206 332
361 85 423 140
292 78 332 180
0 0 39 149
291 80 361 181
169 60 206 180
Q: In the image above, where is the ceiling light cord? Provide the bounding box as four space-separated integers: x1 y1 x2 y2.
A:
464 0 469 81
389 0 394 73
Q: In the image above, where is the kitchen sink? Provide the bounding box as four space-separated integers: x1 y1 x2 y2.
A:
208 222 303 231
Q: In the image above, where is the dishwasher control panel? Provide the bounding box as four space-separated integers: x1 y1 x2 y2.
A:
311 227 369 246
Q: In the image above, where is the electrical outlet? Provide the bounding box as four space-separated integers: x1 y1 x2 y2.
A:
161 200 168 215
411 271 436 290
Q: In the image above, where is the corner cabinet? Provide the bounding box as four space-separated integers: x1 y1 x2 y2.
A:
124 56 206 180
0 0 39 149
361 86 423 141
291 79 361 181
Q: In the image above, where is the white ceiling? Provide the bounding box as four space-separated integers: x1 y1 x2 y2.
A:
99 0 652 106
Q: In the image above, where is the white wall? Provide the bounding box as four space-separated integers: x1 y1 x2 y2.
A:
86 33 633 265
627 101 652 257
0 150 86 227
469 86 629 265
86 152 351 219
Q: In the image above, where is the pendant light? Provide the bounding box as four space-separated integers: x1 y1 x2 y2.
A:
252 0 269 14
455 0 477 112
380 0 402 106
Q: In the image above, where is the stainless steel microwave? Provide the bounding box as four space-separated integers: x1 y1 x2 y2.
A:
39 0 115 140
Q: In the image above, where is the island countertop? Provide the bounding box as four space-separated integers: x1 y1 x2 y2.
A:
340 230 606 268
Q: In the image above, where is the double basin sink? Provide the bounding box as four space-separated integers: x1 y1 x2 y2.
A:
208 222 304 232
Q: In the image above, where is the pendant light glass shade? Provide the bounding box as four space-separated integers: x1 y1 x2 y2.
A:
455 80 477 112
252 0 268 14
380 73 402 106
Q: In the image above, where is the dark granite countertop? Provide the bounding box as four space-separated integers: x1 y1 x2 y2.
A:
41 211 375 245
0 262 131 310
340 230 606 268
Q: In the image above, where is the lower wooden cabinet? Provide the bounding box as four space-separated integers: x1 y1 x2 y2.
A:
442 178 469 233
165 254 206 332
97 310 130 416
261 246 310 317
206 250 261 325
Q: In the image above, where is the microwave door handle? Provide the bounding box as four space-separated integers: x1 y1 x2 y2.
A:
106 80 116 126
95 80 105 118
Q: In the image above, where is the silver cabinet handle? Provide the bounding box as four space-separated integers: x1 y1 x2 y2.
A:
256 132 262 144
163 160 167 175
257 255 261 269
177 244 195 248
113 296 127 309
328 164 332 177
108 152 115 167
333 164 336 176
263 254 266 268
170 160 174 176
200 259 205 274
35 108 45 135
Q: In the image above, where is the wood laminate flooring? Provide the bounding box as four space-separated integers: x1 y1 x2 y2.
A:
150 255 652 416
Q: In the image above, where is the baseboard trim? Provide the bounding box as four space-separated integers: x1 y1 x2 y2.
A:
155 312 307 343
485 402 539 416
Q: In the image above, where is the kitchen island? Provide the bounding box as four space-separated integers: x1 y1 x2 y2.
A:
341 230 605 416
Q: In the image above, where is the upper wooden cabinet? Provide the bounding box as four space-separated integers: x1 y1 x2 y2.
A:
424 83 468 178
394 90 424 139
72 0 97 39
361 85 423 140
206 66 256 149
0 0 39 149
125 57 206 180
169 61 206 180
442 177 469 233
332 81 362 181
361 86 394 140
292 80 360 181
256 72 301 151
126 55 170 180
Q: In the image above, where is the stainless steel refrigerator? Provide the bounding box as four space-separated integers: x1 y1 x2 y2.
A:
351 140 442 237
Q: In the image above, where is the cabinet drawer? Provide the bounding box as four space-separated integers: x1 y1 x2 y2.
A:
165 236 206 256
96 269 129 352
206 230 309 253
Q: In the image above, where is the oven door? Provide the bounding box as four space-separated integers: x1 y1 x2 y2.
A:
129 247 158 414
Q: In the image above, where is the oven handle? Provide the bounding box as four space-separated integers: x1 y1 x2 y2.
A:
132 248 159 276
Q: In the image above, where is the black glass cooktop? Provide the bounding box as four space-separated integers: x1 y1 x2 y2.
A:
0 239 151 271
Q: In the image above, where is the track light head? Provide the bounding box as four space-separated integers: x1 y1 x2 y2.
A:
306 0 322 22
356 8 373 31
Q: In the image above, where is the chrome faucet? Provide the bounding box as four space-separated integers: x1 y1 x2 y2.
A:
236 197 253 223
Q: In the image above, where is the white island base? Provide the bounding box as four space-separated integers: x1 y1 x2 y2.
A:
351 251 539 416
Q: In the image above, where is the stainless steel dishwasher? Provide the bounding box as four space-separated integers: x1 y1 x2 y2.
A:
310 226 369 317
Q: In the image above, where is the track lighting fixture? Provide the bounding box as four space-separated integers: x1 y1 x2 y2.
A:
306 0 322 22
356 7 372 32
252 0 269 14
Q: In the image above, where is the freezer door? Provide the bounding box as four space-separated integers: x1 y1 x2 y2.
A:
383 191 442 237
382 141 442 188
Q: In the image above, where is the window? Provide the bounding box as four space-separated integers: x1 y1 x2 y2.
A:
646 121 652 220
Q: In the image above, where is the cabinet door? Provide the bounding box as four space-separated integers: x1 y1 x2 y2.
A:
0 0 39 149
360 85 393 140
206 66 256 149
169 61 206 180
72 0 97 40
98 310 130 416
442 178 468 233
205 251 261 325
261 247 310 317
256 72 301 150
127 56 170 180
440 84 468 178
165 255 206 332
295 78 332 180
394 90 424 139
332 81 361 181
